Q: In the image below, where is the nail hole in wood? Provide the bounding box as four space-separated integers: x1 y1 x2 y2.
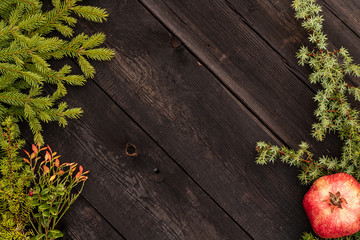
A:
125 143 137 156
171 37 182 49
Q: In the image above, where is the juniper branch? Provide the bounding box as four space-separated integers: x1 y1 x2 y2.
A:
256 0 360 184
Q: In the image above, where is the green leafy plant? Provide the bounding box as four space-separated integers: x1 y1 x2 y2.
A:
0 117 33 239
23 144 89 240
256 0 360 238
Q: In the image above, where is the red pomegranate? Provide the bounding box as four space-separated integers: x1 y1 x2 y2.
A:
303 173 360 238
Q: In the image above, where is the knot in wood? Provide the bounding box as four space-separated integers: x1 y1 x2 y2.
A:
125 143 137 157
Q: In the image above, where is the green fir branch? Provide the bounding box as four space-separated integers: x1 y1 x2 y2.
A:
0 0 114 145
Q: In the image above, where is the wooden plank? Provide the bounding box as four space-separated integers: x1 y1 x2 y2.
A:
60 196 125 240
319 0 360 58
73 0 313 238
138 0 342 157
223 0 360 76
222 0 310 82
222 0 360 86
35 70 251 239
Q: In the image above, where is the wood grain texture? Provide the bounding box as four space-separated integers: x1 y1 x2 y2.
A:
319 0 360 59
15 0 360 239
223 0 360 83
222 0 360 97
139 0 344 157
37 74 251 239
71 0 315 238
59 196 125 240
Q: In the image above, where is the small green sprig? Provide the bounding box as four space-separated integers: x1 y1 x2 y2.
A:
23 144 89 240
256 141 336 184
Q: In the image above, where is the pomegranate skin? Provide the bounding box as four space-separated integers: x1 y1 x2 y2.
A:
303 173 360 238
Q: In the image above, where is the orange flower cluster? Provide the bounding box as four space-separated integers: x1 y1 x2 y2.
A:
23 144 89 183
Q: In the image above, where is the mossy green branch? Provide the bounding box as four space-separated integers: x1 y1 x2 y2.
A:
0 117 33 239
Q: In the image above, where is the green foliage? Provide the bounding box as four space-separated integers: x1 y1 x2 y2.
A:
256 0 360 238
301 231 360 240
0 0 114 145
0 117 33 239
257 0 360 183
0 0 111 239
0 117 89 239
257 141 340 185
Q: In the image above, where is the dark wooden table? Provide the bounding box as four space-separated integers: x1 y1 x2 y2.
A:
32 0 360 239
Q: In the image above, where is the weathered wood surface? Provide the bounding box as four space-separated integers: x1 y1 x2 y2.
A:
22 0 360 239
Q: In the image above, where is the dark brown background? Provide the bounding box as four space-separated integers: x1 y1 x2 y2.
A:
23 0 360 239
